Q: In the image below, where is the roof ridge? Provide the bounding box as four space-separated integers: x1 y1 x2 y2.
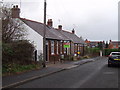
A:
62 29 72 34
20 18 44 25
20 18 73 34
20 17 84 43
55 28 72 34
111 41 120 42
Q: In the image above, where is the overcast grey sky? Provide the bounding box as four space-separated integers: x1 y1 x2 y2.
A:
3 0 120 41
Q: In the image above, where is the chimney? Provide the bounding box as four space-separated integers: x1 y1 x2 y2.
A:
47 19 53 27
72 29 75 34
11 5 20 18
58 25 62 30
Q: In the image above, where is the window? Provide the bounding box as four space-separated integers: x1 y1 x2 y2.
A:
60 42 62 54
57 41 59 54
75 44 78 53
78 44 80 51
113 45 116 48
118 45 120 48
51 41 54 55
64 44 66 54
64 41 68 54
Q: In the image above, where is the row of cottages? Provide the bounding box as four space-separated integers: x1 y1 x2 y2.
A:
85 39 105 48
108 40 120 49
11 5 85 62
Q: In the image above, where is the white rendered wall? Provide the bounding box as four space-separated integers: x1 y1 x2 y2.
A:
16 18 43 61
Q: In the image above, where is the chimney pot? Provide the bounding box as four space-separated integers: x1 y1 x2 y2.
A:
13 5 15 8
16 5 18 8
72 29 75 34
58 25 62 30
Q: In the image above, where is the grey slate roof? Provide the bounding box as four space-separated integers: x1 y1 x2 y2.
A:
20 18 84 44
59 30 84 44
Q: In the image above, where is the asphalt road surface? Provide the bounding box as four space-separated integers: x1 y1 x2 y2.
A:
16 57 119 88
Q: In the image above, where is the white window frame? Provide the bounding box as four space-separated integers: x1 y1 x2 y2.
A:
51 40 54 55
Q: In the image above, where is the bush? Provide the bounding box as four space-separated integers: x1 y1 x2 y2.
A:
104 49 120 56
85 47 100 57
2 40 35 65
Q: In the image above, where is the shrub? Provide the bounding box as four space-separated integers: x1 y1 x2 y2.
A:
104 49 120 56
2 43 14 64
2 40 35 65
85 47 100 57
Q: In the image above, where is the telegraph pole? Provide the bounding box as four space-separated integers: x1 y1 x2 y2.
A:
43 0 47 67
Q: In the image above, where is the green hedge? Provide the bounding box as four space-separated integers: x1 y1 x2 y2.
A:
104 49 120 56
2 40 35 65
84 48 100 57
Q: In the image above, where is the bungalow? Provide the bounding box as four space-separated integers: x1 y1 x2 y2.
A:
11 5 85 62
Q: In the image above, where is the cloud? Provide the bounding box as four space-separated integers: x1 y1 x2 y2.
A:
3 0 119 41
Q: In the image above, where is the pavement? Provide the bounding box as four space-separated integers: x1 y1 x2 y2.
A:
2 56 104 89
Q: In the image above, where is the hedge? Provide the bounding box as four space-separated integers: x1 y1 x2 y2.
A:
2 40 35 65
104 49 120 56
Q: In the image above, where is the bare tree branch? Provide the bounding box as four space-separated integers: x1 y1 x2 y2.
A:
2 6 27 43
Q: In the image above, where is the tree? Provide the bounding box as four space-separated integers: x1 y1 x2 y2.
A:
2 6 26 43
2 5 35 64
105 41 109 48
98 42 103 49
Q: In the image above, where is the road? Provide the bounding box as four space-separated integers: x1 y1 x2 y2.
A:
16 57 119 88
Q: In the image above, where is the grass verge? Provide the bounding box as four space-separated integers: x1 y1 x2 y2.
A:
2 64 41 76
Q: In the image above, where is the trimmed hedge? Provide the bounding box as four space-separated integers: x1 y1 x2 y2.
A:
104 49 120 56
84 48 100 57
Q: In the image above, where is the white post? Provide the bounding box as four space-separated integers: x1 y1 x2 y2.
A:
100 50 102 57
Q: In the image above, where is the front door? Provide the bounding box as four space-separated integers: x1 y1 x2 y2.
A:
46 44 49 62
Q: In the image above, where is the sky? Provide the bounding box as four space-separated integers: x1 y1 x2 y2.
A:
2 0 120 41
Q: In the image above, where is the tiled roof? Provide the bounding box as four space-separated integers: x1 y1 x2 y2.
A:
20 18 84 43
110 41 120 45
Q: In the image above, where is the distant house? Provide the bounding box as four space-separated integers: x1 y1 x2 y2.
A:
11 5 85 62
85 39 105 48
85 39 98 48
108 40 120 49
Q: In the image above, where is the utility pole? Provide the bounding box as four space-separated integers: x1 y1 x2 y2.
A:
43 0 47 67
